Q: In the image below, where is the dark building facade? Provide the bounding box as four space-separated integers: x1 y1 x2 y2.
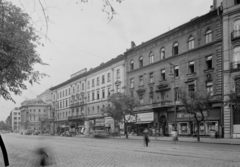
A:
125 8 223 137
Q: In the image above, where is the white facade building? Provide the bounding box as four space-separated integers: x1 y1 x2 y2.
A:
11 107 21 131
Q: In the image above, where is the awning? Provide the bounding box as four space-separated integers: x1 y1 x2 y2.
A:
135 121 153 125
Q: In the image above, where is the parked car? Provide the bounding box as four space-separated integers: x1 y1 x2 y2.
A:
25 129 33 135
32 131 40 135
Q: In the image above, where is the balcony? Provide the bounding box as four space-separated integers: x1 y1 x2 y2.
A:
68 114 85 120
152 100 173 108
231 30 240 41
70 101 84 108
231 61 240 72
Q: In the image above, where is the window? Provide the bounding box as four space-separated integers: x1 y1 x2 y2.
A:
88 93 90 102
234 20 240 38
82 83 84 90
161 69 166 80
92 79 95 87
188 36 194 50
107 73 111 82
63 90 65 97
88 81 90 89
92 107 94 113
139 56 143 67
73 86 75 94
233 47 240 69
88 107 90 115
77 85 79 92
102 105 105 110
205 30 212 44
235 0 240 5
149 52 154 64
173 42 179 55
188 84 195 97
130 78 134 88
116 69 120 78
97 106 100 113
116 85 120 93
139 76 143 86
102 75 105 84
175 87 180 101
97 91 100 100
69 88 70 95
102 89 105 98
149 73 154 83
65 90 67 96
66 100 68 107
149 96 153 104
174 66 179 77
160 48 165 60
92 92 95 101
130 60 134 70
97 77 100 86
60 92 62 98
188 61 195 74
140 97 144 105
206 82 213 95
108 87 111 96
161 91 166 101
206 56 213 69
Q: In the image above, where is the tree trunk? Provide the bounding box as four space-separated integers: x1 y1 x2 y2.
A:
124 122 128 139
197 122 200 142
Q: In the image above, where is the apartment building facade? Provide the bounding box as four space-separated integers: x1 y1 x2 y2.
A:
124 8 223 137
11 107 21 131
222 0 240 138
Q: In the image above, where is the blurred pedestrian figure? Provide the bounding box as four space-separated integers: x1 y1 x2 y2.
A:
143 128 150 147
37 148 48 167
171 127 178 144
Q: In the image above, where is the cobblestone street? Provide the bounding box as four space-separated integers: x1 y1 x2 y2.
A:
1 134 240 167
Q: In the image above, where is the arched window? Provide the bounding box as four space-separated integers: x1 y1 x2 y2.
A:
139 56 143 68
188 36 194 50
149 52 154 64
232 46 240 69
205 30 212 44
173 42 179 55
160 48 165 59
130 60 134 70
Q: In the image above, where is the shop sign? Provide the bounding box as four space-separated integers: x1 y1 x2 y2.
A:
136 112 154 122
177 111 207 119
105 117 114 127
95 118 105 126
125 115 137 123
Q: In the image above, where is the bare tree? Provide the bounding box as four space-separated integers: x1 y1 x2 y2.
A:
179 90 213 141
101 92 139 138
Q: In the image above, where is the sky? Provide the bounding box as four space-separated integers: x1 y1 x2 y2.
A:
0 0 212 121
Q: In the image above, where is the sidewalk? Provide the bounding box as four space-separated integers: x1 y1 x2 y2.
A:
74 134 240 145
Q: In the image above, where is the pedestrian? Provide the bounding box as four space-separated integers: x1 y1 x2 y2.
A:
37 148 49 167
143 128 150 147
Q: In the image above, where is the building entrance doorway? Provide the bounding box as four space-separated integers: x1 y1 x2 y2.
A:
159 115 167 136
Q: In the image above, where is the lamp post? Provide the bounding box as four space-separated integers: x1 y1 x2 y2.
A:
169 63 177 133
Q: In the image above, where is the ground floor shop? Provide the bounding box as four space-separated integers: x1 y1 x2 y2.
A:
153 107 222 137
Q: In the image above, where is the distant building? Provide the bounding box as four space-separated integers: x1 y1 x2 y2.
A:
20 98 51 133
11 107 21 131
37 89 52 105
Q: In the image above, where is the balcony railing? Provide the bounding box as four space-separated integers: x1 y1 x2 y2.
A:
231 30 240 41
231 61 240 72
70 101 84 108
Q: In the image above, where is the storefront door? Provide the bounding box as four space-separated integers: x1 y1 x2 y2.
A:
159 115 167 136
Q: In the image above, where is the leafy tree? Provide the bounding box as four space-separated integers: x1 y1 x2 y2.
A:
0 1 47 103
179 90 213 141
101 92 139 138
227 91 240 112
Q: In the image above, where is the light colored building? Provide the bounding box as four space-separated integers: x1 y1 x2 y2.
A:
37 89 52 105
85 54 125 133
11 107 21 131
50 55 125 135
222 0 240 138
20 98 51 134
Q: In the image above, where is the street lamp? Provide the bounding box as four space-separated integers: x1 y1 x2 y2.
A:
169 63 177 132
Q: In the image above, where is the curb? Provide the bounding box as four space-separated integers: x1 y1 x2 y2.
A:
73 135 240 145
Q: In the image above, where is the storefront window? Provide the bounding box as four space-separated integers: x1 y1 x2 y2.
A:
178 122 189 135
206 121 218 135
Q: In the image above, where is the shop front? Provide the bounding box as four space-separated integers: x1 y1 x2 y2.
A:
168 108 221 137
135 112 154 136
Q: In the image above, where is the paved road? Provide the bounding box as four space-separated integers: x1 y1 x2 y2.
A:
1 134 240 167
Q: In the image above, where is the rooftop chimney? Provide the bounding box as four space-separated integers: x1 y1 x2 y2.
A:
131 41 136 49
